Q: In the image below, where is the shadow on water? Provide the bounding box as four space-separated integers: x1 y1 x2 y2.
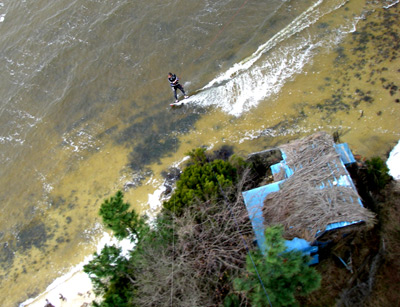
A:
116 99 206 173
0 191 80 282
16 220 50 252
297 5 400 125
0 241 15 271
0 218 51 274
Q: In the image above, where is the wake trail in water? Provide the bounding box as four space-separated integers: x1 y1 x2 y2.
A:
187 0 351 116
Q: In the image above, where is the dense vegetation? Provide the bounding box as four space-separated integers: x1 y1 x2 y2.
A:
162 148 241 215
230 225 321 306
84 147 322 306
84 143 397 306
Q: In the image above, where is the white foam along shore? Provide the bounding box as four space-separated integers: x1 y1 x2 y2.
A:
20 179 170 307
20 268 93 307
19 137 399 306
195 0 354 116
387 139 400 180
20 231 136 307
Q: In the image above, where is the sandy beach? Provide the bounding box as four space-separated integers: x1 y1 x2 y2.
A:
22 150 400 307
21 232 136 307
21 269 94 307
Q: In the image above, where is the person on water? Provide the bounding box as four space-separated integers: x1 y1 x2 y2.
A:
168 72 188 102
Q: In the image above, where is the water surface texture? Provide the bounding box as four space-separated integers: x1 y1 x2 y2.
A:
0 0 399 305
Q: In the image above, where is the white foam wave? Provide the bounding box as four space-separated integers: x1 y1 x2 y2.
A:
202 0 326 90
20 228 134 307
140 155 191 218
0 2 4 23
0 134 24 145
36 171 54 194
61 126 102 154
146 180 167 213
383 0 399 9
193 35 323 116
188 0 353 116
387 139 400 180
0 107 42 150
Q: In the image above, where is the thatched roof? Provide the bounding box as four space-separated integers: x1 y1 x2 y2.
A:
262 132 376 241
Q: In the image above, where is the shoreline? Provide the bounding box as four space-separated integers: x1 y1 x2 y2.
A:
20 232 135 307
387 140 400 180
21 269 93 307
13 2 400 305
21 140 400 307
20 184 166 307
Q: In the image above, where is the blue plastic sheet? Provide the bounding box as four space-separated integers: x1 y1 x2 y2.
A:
334 143 356 165
242 143 362 264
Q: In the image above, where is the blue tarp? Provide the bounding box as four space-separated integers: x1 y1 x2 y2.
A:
270 161 294 179
271 143 356 179
242 183 282 254
285 238 319 264
242 143 361 264
334 143 356 165
242 184 319 264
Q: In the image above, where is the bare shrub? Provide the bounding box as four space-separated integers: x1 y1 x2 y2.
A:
133 168 255 306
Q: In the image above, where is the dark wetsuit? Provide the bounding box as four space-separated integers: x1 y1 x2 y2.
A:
168 74 186 100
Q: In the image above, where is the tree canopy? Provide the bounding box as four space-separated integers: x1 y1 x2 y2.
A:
232 225 321 306
99 190 146 241
84 147 321 306
163 148 240 215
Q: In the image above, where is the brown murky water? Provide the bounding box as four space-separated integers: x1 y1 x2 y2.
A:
0 0 399 306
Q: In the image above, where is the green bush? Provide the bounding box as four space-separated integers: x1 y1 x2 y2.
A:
365 156 391 190
163 148 239 215
230 225 321 306
85 149 251 306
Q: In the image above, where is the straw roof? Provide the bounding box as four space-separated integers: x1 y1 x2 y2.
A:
262 132 376 241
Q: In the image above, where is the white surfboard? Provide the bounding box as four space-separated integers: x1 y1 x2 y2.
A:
170 96 190 107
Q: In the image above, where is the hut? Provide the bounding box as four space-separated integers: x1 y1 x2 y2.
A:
242 132 376 262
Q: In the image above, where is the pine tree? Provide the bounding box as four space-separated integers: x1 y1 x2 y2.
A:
83 245 134 306
232 225 321 306
99 190 146 241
